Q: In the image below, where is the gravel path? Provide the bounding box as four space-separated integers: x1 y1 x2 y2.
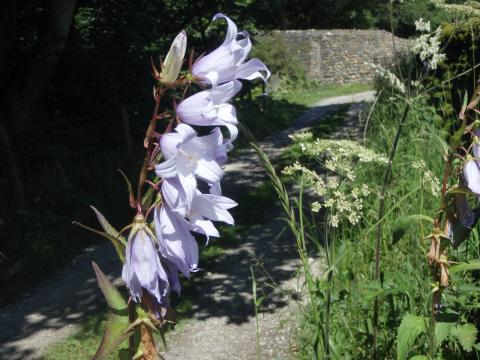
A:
0 90 375 360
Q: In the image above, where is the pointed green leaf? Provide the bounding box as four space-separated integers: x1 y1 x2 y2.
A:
450 260 480 273
92 314 134 360
92 261 127 311
91 262 133 360
451 323 478 352
73 207 126 262
435 322 454 347
397 314 427 360
409 356 428 360
90 206 127 246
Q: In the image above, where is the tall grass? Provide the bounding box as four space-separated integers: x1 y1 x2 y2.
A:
256 81 480 358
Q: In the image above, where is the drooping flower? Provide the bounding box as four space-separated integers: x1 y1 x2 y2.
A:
155 124 225 205
455 193 475 228
122 214 170 304
463 158 480 195
160 30 187 84
192 13 270 87
176 80 242 143
160 178 237 241
154 204 200 278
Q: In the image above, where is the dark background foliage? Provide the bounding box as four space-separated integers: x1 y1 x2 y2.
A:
0 0 444 131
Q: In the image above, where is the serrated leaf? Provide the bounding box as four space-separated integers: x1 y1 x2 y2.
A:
451 323 478 352
435 322 454 347
397 314 427 360
450 260 480 273
92 262 132 360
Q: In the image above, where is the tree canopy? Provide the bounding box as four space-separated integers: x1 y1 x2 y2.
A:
0 0 443 130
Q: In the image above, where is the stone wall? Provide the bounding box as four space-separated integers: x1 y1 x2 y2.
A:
272 29 411 85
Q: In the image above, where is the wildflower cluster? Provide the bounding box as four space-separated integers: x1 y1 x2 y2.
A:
412 160 441 196
412 19 446 70
430 0 480 17
368 63 406 94
284 132 386 227
86 13 269 357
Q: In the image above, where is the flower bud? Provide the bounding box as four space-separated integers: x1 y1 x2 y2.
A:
160 30 187 85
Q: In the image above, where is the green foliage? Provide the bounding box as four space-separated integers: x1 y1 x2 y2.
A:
451 324 478 352
396 314 427 360
91 262 132 360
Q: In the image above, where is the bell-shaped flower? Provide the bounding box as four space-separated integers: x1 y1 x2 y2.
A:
192 13 270 87
188 190 237 242
473 129 480 159
160 30 187 85
160 178 237 241
463 157 480 195
154 203 199 277
122 214 170 305
455 193 475 228
155 124 224 205
177 80 242 143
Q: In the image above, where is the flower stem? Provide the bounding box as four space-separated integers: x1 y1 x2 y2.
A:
137 88 163 211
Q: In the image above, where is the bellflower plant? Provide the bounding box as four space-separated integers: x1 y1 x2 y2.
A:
192 14 270 87
76 13 269 360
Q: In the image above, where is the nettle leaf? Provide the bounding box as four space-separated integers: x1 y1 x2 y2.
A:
435 322 454 347
92 262 132 360
451 324 478 352
450 260 480 273
397 314 427 360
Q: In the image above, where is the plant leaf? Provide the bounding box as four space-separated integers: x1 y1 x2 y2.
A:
397 314 426 360
409 356 428 360
90 206 127 246
392 215 434 244
450 260 480 273
435 322 454 347
92 261 126 311
92 315 134 360
451 323 478 352
91 262 132 360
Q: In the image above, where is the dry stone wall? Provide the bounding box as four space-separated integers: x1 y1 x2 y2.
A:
272 29 411 85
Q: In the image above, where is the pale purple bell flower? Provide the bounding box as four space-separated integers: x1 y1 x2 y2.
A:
455 193 475 228
463 158 480 195
473 129 480 159
155 124 225 205
154 204 200 277
192 13 270 87
160 178 237 242
188 190 237 243
122 214 170 304
176 80 242 143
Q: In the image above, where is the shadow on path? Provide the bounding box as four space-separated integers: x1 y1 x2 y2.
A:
0 90 375 360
